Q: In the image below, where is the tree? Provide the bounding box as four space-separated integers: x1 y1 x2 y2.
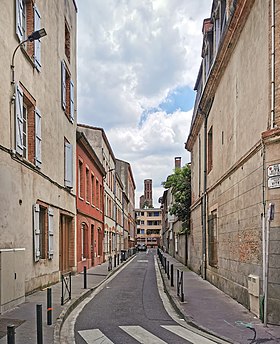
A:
162 164 191 232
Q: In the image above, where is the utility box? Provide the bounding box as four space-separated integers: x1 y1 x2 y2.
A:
0 248 25 313
248 274 260 317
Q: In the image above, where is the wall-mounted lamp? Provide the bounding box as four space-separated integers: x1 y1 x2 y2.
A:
11 28 47 85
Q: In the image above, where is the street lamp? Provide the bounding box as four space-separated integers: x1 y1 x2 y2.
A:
11 28 47 84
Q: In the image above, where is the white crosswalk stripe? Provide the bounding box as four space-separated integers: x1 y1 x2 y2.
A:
78 325 220 344
120 325 167 343
161 325 217 344
78 329 114 343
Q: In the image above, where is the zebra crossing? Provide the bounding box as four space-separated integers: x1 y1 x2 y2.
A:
78 325 219 344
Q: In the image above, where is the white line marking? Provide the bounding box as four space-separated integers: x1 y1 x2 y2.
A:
162 325 217 344
78 329 114 343
120 325 167 344
137 260 149 263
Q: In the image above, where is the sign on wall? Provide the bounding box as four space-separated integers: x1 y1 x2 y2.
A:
268 164 280 189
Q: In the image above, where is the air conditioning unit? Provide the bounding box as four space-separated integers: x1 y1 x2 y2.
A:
248 274 260 317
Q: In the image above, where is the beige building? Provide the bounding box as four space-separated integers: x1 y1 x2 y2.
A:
186 0 280 324
0 0 77 312
136 208 161 248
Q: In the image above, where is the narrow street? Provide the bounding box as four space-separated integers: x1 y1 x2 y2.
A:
71 249 223 344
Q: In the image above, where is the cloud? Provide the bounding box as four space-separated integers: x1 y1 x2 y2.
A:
77 0 211 205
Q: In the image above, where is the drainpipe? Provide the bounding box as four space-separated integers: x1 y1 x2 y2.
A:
199 107 208 280
270 0 275 129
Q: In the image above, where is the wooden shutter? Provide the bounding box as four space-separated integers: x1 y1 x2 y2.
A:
34 5 41 71
48 207 54 259
64 142 73 188
35 107 42 168
33 204 40 262
15 83 24 155
61 61 66 110
16 0 24 41
70 80 74 123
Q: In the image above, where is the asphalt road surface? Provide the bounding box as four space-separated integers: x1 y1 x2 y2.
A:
73 249 221 344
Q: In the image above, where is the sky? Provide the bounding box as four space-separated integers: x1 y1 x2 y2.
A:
77 0 211 207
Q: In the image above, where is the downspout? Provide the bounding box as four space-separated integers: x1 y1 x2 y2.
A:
200 108 208 280
270 0 275 129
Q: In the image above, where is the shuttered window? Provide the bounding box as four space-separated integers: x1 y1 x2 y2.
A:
16 0 25 41
48 208 54 259
33 204 41 262
64 141 73 188
34 5 41 71
15 84 24 155
61 60 75 123
35 107 42 167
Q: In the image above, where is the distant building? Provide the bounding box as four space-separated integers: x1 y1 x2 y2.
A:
76 130 105 272
136 179 161 248
140 179 153 208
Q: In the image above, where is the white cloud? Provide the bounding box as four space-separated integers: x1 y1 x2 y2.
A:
77 0 211 205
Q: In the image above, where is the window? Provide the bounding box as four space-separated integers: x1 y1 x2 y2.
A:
61 61 74 122
65 20 70 62
16 0 42 70
15 83 42 167
96 179 99 209
33 204 54 261
64 139 73 188
208 210 218 267
78 160 84 198
86 167 90 202
207 127 213 173
91 173 94 205
81 223 87 260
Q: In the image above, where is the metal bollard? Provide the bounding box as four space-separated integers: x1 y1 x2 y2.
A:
114 254 116 268
36 304 43 344
117 254 120 265
177 269 180 296
167 261 170 279
47 287 52 325
181 271 184 302
164 257 167 273
171 264 174 287
84 266 87 289
7 325 15 344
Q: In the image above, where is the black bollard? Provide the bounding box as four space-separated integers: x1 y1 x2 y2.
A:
171 264 174 287
114 254 116 268
47 287 52 325
7 325 15 344
83 266 87 289
36 304 43 344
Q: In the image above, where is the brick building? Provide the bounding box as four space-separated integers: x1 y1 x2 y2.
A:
186 0 280 324
76 130 105 272
0 0 77 312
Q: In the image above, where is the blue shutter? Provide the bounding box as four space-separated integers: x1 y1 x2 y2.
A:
70 80 74 123
16 0 24 41
34 5 41 71
48 208 54 259
15 83 24 155
61 61 66 110
35 107 42 168
64 142 73 188
33 204 40 262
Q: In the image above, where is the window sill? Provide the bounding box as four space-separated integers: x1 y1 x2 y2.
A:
91 204 95 208
79 196 84 201
86 201 90 205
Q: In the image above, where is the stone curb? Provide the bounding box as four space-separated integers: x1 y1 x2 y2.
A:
53 257 134 343
157 256 235 344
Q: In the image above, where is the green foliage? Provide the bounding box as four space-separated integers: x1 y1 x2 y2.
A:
162 164 191 231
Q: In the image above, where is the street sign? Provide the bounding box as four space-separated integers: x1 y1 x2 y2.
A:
267 163 280 177
268 176 280 189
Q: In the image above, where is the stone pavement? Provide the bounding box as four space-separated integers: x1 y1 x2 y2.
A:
0 256 128 344
159 251 280 344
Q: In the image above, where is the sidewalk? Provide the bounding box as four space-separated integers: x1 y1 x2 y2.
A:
0 257 128 344
159 251 280 344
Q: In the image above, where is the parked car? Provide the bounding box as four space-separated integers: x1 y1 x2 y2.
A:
137 244 147 251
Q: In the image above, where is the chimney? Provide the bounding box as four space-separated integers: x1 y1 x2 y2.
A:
175 157 181 169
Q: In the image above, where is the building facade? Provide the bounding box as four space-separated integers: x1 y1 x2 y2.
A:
76 130 105 272
136 208 162 248
0 0 77 312
186 0 280 324
116 159 136 249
